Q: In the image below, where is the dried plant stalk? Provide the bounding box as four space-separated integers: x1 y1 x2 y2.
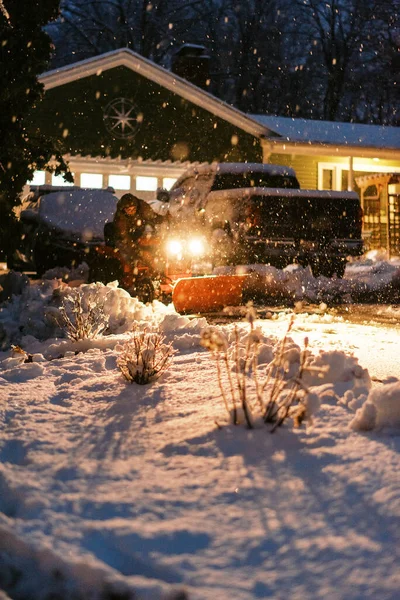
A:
57 288 109 341
201 316 320 432
117 328 174 384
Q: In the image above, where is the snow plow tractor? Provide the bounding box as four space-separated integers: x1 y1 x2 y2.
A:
157 162 364 313
90 222 262 312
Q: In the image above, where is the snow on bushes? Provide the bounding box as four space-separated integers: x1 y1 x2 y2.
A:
201 317 322 431
199 306 377 433
116 328 175 384
56 287 110 341
0 279 168 350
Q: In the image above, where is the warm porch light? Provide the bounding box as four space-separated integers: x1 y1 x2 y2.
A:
136 176 158 191
163 177 177 190
108 175 131 190
80 173 103 188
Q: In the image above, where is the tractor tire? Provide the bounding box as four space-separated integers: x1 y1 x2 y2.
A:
129 278 155 304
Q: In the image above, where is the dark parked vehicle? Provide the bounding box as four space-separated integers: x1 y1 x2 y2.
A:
164 163 364 278
8 186 119 275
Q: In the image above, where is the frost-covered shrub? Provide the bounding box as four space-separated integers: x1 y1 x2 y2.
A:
201 311 323 431
56 287 110 341
117 328 174 384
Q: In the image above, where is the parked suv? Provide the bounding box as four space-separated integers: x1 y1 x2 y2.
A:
8 186 119 275
163 163 363 278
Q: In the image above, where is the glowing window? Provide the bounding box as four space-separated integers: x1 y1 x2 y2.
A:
136 176 158 191
108 175 131 190
322 169 334 190
28 170 46 185
51 173 74 186
162 177 177 190
80 173 103 188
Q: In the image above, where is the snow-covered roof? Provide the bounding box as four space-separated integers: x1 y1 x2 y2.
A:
251 115 400 151
39 48 271 139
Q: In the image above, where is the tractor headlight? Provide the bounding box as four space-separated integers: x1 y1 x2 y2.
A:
188 237 206 257
166 239 183 257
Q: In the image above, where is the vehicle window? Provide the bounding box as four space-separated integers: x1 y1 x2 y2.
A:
211 173 300 191
177 177 196 194
38 189 118 238
233 197 298 235
172 174 213 208
15 192 40 218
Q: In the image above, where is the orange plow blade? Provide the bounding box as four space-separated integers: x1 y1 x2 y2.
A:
172 274 251 314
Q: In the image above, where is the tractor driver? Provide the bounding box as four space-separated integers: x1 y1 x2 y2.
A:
112 193 164 272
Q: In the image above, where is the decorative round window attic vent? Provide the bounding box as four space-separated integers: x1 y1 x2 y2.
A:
103 98 142 139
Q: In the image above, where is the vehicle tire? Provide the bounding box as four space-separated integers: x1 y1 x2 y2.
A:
311 258 346 279
6 252 24 272
33 254 51 278
32 244 51 277
129 278 155 303
331 259 346 279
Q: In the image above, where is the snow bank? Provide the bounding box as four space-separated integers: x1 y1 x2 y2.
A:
214 254 400 304
1 253 400 352
0 278 172 352
350 380 400 431
1 261 400 599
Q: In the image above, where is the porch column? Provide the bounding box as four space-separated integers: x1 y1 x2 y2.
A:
348 156 354 191
261 140 272 164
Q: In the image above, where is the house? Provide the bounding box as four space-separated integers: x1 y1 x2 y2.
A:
32 47 266 200
30 47 400 251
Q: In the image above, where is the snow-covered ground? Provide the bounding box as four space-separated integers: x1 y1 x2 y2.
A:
0 253 400 600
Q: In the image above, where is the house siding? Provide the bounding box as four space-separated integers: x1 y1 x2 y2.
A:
268 154 400 191
269 154 320 189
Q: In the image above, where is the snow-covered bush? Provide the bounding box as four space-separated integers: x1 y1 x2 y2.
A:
56 287 110 341
117 328 175 384
201 312 323 431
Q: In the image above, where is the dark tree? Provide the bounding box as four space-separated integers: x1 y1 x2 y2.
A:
46 0 207 67
45 0 399 124
0 0 71 260
279 0 397 122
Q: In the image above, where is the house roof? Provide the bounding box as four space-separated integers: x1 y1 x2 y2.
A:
251 115 400 159
39 48 400 159
251 115 400 150
39 48 271 139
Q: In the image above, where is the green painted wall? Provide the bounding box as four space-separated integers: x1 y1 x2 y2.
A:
270 154 319 188
31 66 262 164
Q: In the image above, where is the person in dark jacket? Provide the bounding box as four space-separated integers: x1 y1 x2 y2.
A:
112 193 164 272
